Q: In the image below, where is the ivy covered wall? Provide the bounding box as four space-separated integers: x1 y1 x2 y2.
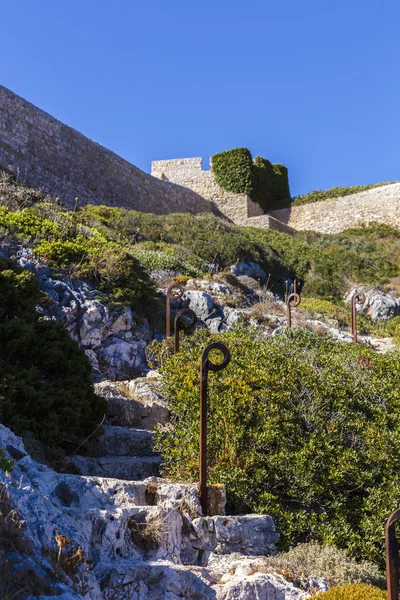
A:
211 147 291 211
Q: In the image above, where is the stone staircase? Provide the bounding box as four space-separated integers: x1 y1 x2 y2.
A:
71 374 167 481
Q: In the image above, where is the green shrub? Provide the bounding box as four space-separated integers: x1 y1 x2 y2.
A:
0 259 106 445
154 328 400 567
264 542 385 588
0 450 14 472
311 583 386 599
300 298 349 327
130 245 201 277
211 148 291 211
211 148 253 195
293 182 397 206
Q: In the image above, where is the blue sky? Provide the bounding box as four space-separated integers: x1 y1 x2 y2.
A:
1 0 399 196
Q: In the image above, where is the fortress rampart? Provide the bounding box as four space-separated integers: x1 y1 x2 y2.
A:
151 157 265 225
1 85 398 235
0 86 212 215
269 183 400 234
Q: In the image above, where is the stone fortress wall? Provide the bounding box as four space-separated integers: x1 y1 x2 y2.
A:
1 85 398 234
269 183 400 234
151 157 296 234
151 157 264 224
0 86 212 215
152 157 400 234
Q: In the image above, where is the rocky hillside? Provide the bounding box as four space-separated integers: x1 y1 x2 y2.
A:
1 172 400 598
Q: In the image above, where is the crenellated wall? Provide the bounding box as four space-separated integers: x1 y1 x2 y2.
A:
0 86 213 215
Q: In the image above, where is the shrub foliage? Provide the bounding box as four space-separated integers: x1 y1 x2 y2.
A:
211 148 291 211
153 328 400 567
311 583 386 599
0 259 105 444
1 173 400 302
293 182 398 206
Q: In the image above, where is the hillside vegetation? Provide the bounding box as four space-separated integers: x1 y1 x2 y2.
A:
293 182 398 206
1 171 400 308
151 328 400 568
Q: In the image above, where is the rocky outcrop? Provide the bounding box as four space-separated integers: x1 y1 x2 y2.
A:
0 425 313 600
9 247 152 379
345 287 400 320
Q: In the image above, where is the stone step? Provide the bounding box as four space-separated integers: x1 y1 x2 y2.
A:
89 425 155 457
72 455 162 481
106 394 169 429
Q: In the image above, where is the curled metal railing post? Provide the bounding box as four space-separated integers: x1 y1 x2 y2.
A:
200 342 231 515
386 509 400 600
293 279 297 295
166 283 185 338
174 308 197 353
286 292 301 329
351 292 366 344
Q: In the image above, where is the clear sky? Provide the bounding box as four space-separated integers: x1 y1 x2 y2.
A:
1 0 399 197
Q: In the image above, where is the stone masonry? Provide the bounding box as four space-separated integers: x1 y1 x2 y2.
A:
2 85 399 235
151 157 266 225
269 183 400 233
0 86 212 215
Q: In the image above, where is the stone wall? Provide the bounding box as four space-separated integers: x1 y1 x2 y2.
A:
152 157 265 225
0 86 213 214
245 214 296 235
269 183 400 233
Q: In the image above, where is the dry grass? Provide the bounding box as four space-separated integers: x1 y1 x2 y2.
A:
248 296 285 323
0 170 45 211
261 542 385 589
129 511 166 551
43 534 92 595
0 485 28 555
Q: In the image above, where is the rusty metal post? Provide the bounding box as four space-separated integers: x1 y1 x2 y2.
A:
174 308 197 353
293 279 297 295
351 292 366 344
200 342 231 515
286 292 301 329
386 509 400 600
166 283 185 338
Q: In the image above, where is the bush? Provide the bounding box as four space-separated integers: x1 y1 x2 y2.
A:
0 450 13 472
293 182 397 206
264 542 384 588
130 245 201 277
0 259 106 445
300 298 349 328
211 148 291 211
311 583 386 599
154 328 400 567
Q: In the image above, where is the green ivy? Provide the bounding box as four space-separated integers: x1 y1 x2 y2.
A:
252 157 291 210
211 148 291 211
211 148 253 195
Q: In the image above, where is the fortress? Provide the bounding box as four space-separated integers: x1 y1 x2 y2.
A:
1 85 399 234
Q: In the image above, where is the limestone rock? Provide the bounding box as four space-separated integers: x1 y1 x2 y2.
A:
186 279 230 295
182 290 215 322
345 287 400 321
230 261 267 281
215 572 309 599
